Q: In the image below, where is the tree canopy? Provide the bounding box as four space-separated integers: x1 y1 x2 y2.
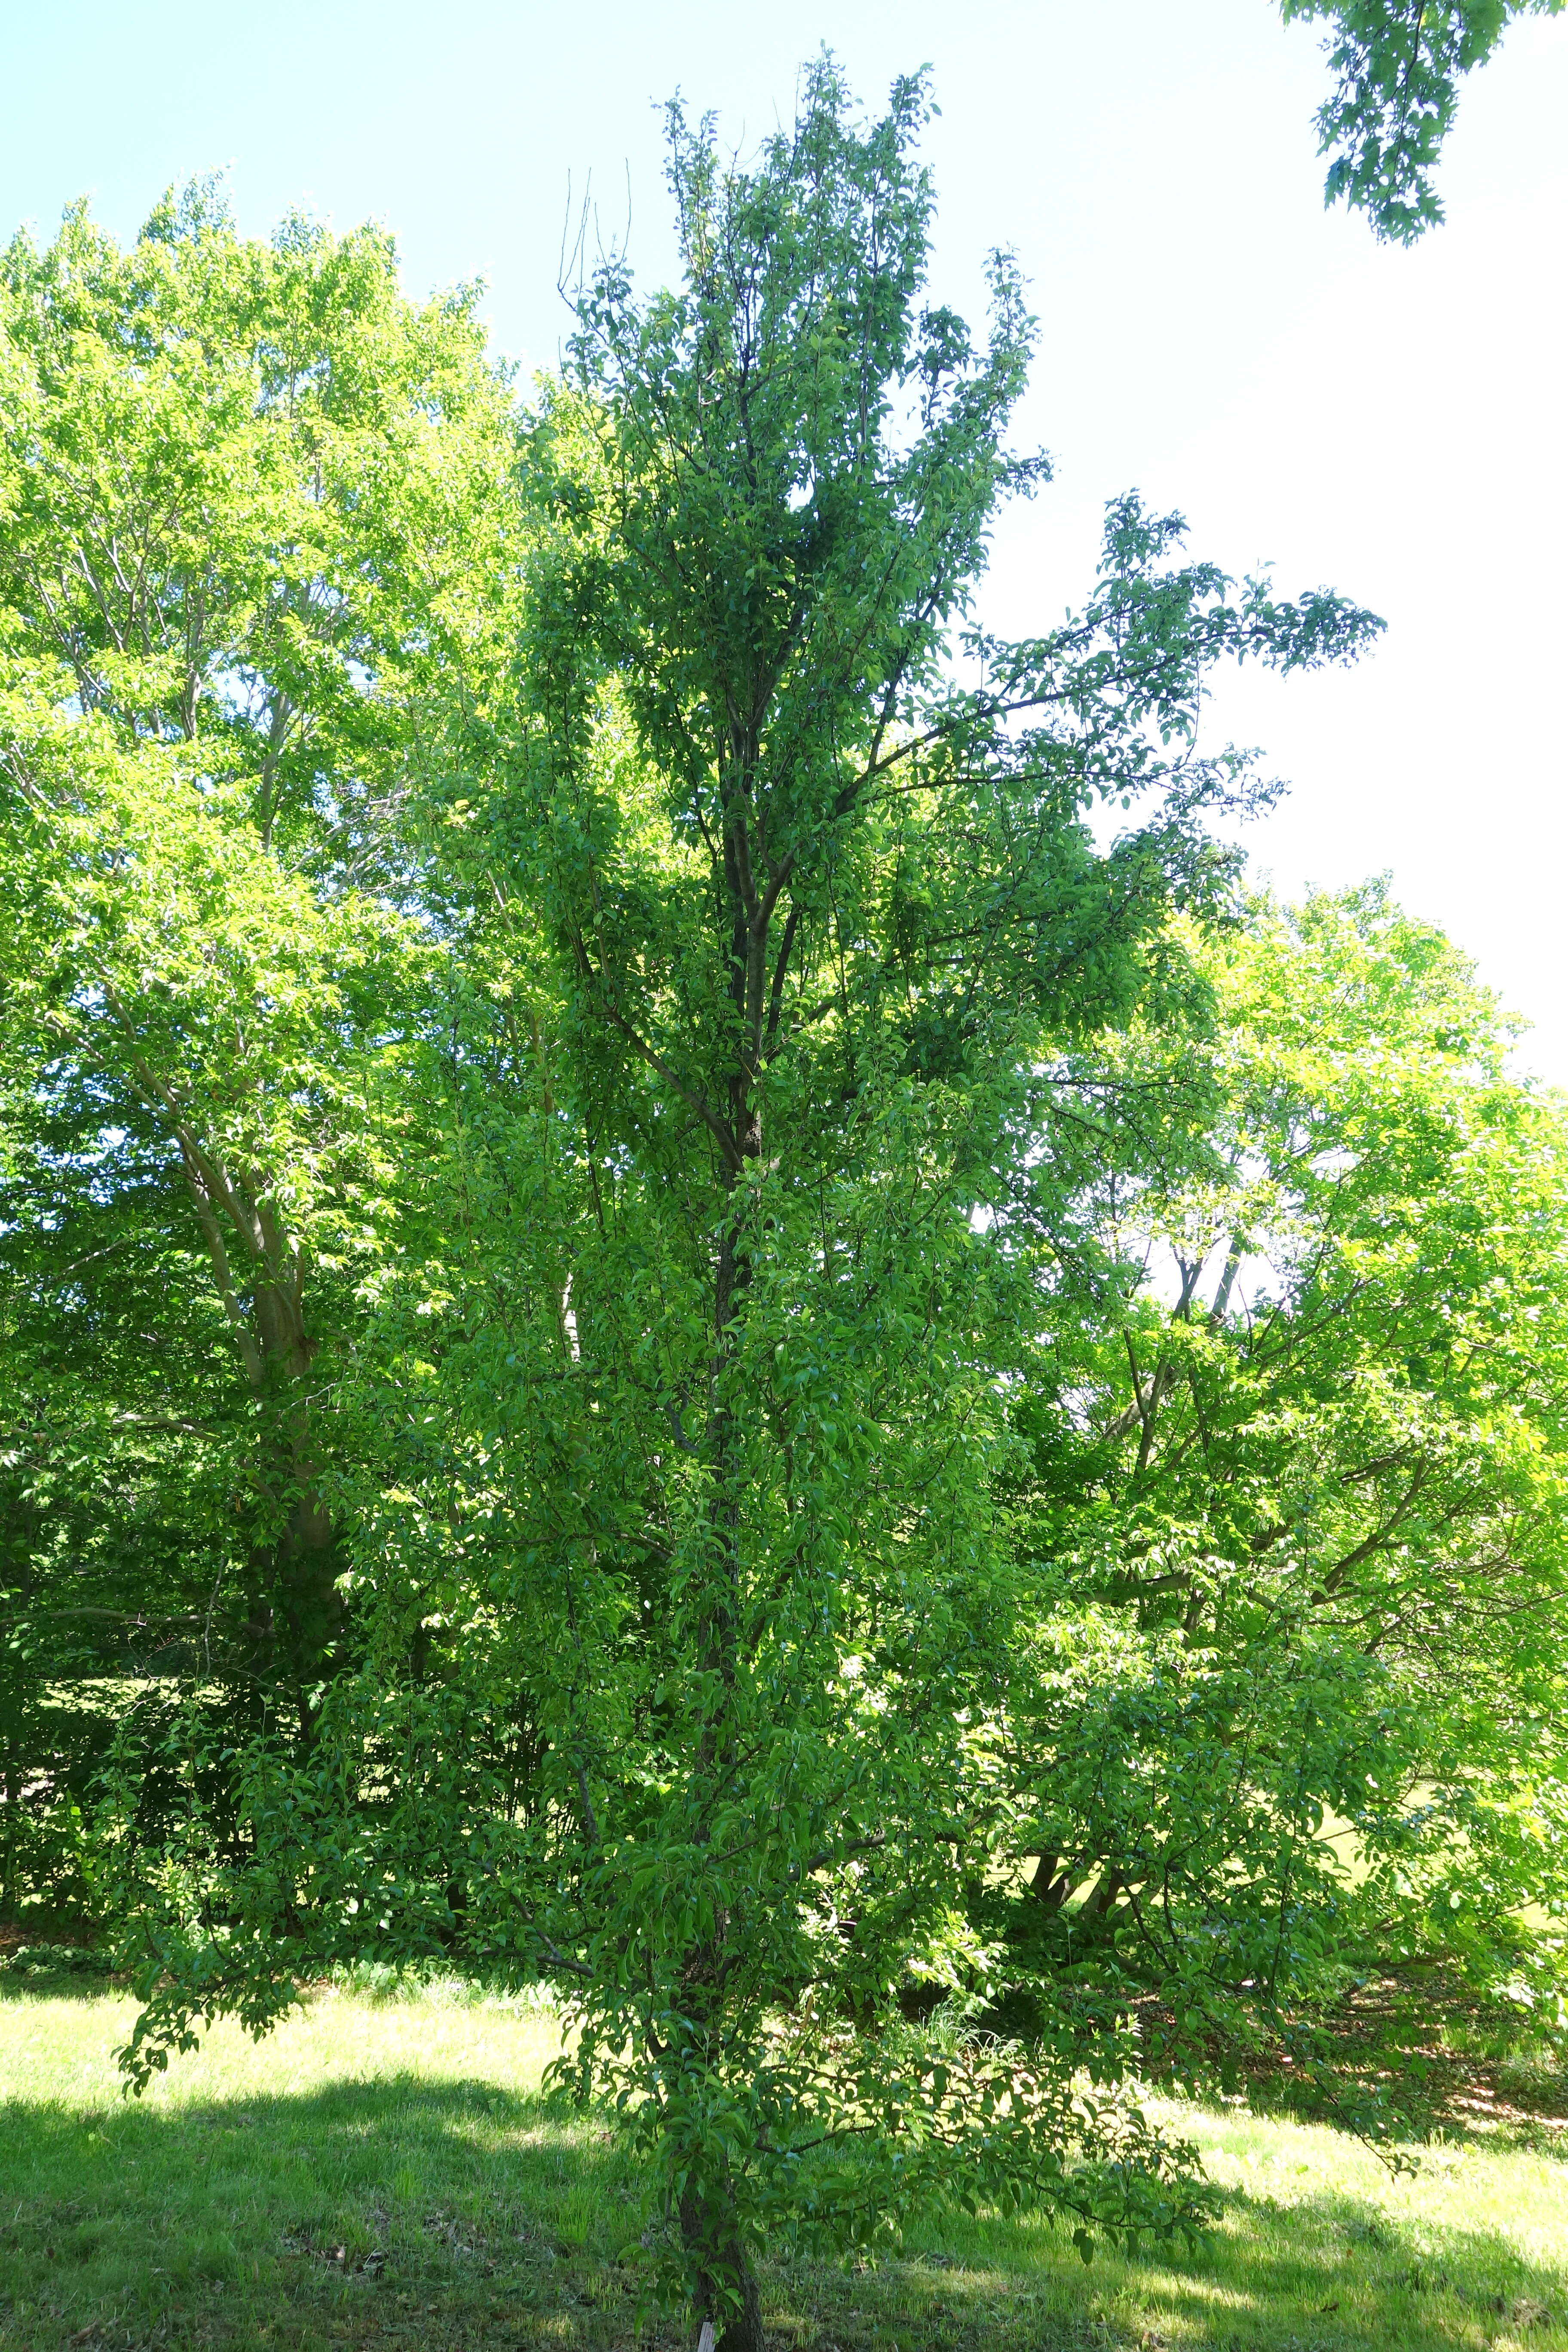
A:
0 175 518 1904
2 64 1565 2352
1281 0 1565 239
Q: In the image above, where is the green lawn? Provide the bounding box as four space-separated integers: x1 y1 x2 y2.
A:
2 1975 1565 2352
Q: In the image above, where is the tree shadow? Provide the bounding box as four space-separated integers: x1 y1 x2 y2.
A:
1237 1967 1568 2156
2 2071 658 2349
0 1943 119 2001
1087 2179 1568 2352
766 2156 1568 2351
2 2073 1565 2350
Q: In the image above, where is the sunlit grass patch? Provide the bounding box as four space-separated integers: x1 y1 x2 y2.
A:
1 1982 1565 2350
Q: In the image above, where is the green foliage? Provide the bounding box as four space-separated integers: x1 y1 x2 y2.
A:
989 884 1568 2103
4 61 1564 2352
88 67 1379 2350
1281 0 1565 239
0 182 519 1898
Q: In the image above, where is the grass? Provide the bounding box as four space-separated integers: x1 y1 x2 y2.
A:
1240 1968 1568 2151
2 1972 1565 2352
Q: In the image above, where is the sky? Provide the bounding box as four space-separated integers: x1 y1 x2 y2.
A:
3 0 1565 1073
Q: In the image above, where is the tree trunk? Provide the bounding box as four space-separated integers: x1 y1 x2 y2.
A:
1031 1850 1068 1912
680 2179 764 2352
247 1266 343 1740
270 1491 346 1743
1081 1867 1123 1921
0 1494 37 1918
674 778 772 2352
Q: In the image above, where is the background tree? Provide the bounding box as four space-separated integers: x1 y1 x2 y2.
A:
0 180 518 1912
987 882 1568 2104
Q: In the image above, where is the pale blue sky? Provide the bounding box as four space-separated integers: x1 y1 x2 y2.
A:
3 1 1564 1071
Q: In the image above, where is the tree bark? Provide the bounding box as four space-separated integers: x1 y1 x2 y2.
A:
247 1270 344 1742
680 2178 764 2352
1031 1851 1068 1913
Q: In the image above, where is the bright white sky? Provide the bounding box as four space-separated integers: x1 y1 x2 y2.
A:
4 0 1564 1073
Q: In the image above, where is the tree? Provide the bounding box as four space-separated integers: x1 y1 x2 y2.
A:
987 883 1568 2100
1280 0 1566 240
106 68 1379 2350
0 180 518 1900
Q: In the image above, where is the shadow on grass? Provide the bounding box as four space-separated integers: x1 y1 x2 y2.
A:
1 2076 1566 2352
2 2073 646 2351
0 1949 120 2003
1235 1969 1568 2159
869 2167 1568 2352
